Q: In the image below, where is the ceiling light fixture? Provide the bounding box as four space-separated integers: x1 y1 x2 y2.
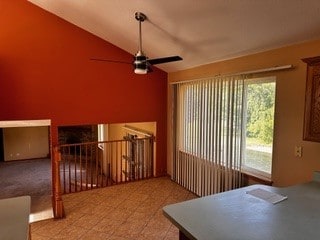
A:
134 50 147 74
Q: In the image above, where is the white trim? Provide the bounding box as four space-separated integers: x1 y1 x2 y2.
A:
0 119 51 128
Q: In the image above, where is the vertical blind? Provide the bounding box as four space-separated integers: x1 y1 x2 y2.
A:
173 75 246 196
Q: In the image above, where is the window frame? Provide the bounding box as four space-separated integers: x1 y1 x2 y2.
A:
241 76 276 180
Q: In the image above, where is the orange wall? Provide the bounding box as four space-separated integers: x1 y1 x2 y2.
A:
168 39 320 186
0 1 167 175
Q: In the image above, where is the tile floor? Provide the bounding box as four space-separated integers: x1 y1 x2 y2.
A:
31 177 197 240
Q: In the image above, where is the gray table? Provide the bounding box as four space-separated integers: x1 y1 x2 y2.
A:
163 178 320 240
0 196 31 240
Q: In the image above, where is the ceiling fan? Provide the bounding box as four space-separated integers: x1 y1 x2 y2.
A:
91 12 182 74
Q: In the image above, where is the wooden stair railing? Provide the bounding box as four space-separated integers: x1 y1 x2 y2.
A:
51 137 154 218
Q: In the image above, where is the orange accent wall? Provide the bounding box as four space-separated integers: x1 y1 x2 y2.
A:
0 1 167 175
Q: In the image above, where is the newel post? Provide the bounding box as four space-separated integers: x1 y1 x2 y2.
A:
52 146 65 218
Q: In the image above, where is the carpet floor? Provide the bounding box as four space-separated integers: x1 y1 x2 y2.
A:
0 158 53 222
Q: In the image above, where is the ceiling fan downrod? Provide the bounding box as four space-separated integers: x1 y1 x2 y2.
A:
135 12 146 53
134 12 148 74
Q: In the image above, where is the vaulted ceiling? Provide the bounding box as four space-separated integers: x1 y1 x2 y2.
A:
28 0 320 73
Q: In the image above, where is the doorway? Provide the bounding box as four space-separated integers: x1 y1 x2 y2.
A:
0 120 52 222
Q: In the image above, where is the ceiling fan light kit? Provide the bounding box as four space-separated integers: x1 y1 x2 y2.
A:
134 50 148 74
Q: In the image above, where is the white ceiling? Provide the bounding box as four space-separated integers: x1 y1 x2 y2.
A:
28 0 320 73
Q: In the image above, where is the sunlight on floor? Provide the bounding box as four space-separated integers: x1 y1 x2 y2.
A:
29 207 53 223
30 195 54 223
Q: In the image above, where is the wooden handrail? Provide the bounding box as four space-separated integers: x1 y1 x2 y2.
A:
58 137 153 148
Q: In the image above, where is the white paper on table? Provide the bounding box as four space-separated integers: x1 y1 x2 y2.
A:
246 188 288 204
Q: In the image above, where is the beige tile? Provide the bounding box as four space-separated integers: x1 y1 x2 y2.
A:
31 232 55 240
92 218 122 234
32 219 66 237
30 219 48 231
51 225 87 239
112 220 147 238
104 208 133 222
140 225 168 240
90 204 114 218
126 211 152 223
164 226 179 240
79 229 111 240
107 235 134 240
72 213 101 230
31 177 198 240
146 218 171 232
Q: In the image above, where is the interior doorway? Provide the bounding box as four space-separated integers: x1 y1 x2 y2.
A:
0 119 52 222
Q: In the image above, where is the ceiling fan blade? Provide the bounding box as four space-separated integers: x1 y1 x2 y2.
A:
147 56 182 65
90 58 131 65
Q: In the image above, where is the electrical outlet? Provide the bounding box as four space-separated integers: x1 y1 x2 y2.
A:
294 146 302 157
